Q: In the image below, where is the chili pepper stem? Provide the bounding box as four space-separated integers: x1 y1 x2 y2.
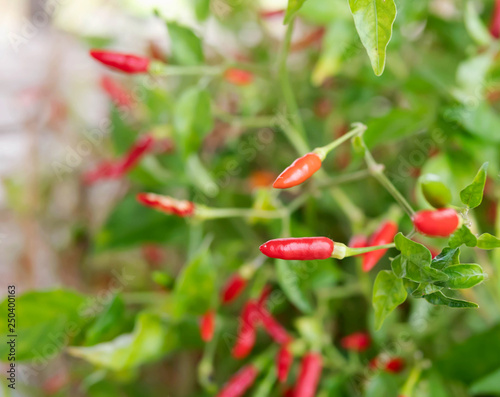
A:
313 123 367 161
335 243 396 259
400 365 422 397
362 139 415 218
196 207 286 220
149 62 224 76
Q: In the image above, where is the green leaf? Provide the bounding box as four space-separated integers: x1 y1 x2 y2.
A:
477 233 500 250
284 0 308 24
94 195 189 252
68 313 171 371
365 372 399 397
464 1 492 46
174 87 214 156
469 368 500 395
0 290 87 361
405 279 443 298
373 270 407 330
436 264 485 289
420 174 452 209
448 224 478 249
431 247 460 270
423 291 478 308
166 22 204 65
252 366 277 397
275 260 313 314
173 243 216 318
193 0 210 21
348 0 397 76
460 162 488 208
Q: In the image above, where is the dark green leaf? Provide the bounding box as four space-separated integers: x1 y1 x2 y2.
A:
365 372 399 397
423 291 478 308
460 162 488 208
275 260 313 314
348 0 397 76
477 233 500 250
436 264 485 289
0 290 87 361
448 224 477 248
373 270 407 330
408 282 443 298
166 22 204 65
284 0 308 24
469 368 500 395
431 247 460 270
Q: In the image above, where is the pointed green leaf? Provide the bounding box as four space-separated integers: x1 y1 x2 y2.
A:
436 264 485 289
464 1 492 46
409 282 443 298
448 224 477 249
431 247 460 270
423 291 478 308
348 0 397 76
477 233 500 250
166 22 204 65
460 162 488 208
276 260 313 314
284 0 308 24
373 270 407 330
395 233 432 266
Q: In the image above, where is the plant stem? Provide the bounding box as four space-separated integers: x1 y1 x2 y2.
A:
363 141 415 218
198 327 219 393
196 207 285 220
328 186 365 229
277 17 306 138
345 243 396 256
215 111 277 129
314 123 367 161
150 62 223 76
316 169 371 189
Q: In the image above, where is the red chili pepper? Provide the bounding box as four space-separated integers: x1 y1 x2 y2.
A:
291 27 326 52
273 153 322 189
259 9 285 19
258 306 291 344
100 76 133 108
232 301 260 359
491 0 500 38
217 365 259 397
384 357 405 373
221 274 247 304
294 352 322 397
276 345 293 383
257 284 272 307
136 193 195 217
200 310 215 342
83 161 123 184
224 68 254 86
349 235 368 256
362 221 398 272
90 49 150 74
260 237 334 260
340 332 371 352
412 208 460 237
118 135 154 172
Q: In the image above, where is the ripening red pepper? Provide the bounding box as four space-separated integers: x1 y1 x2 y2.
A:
294 352 322 397
90 49 150 74
83 161 123 184
260 237 334 260
232 301 260 359
412 208 460 237
221 274 247 304
384 357 405 373
276 345 293 383
291 27 326 52
258 306 291 344
362 221 398 272
257 284 272 307
136 193 195 217
349 235 368 256
224 68 254 86
273 153 322 189
491 0 500 38
100 76 133 108
259 9 285 19
118 135 154 172
217 365 259 397
200 310 215 342
340 332 371 352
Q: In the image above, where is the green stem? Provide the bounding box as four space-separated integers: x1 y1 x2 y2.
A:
198 326 219 393
328 186 365 229
314 123 367 161
345 243 396 256
278 115 310 155
150 62 223 76
277 17 306 138
363 142 415 218
400 365 422 397
196 207 285 220
316 169 371 189
214 111 276 129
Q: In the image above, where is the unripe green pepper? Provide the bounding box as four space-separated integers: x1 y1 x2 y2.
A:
419 174 452 208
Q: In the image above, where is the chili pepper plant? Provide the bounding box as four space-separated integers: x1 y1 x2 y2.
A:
4 0 500 396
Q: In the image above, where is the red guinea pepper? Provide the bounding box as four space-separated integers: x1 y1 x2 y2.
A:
221 274 247 304
258 306 291 345
90 49 150 74
276 345 293 383
294 352 322 397
362 221 398 272
224 68 254 86
259 9 285 19
232 301 260 359
217 365 259 397
259 237 334 260
491 0 500 38
100 76 133 108
340 332 371 352
136 193 195 217
412 208 460 237
384 357 405 374
349 235 368 249
200 310 215 342
291 27 325 52
118 135 154 172
273 153 322 189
